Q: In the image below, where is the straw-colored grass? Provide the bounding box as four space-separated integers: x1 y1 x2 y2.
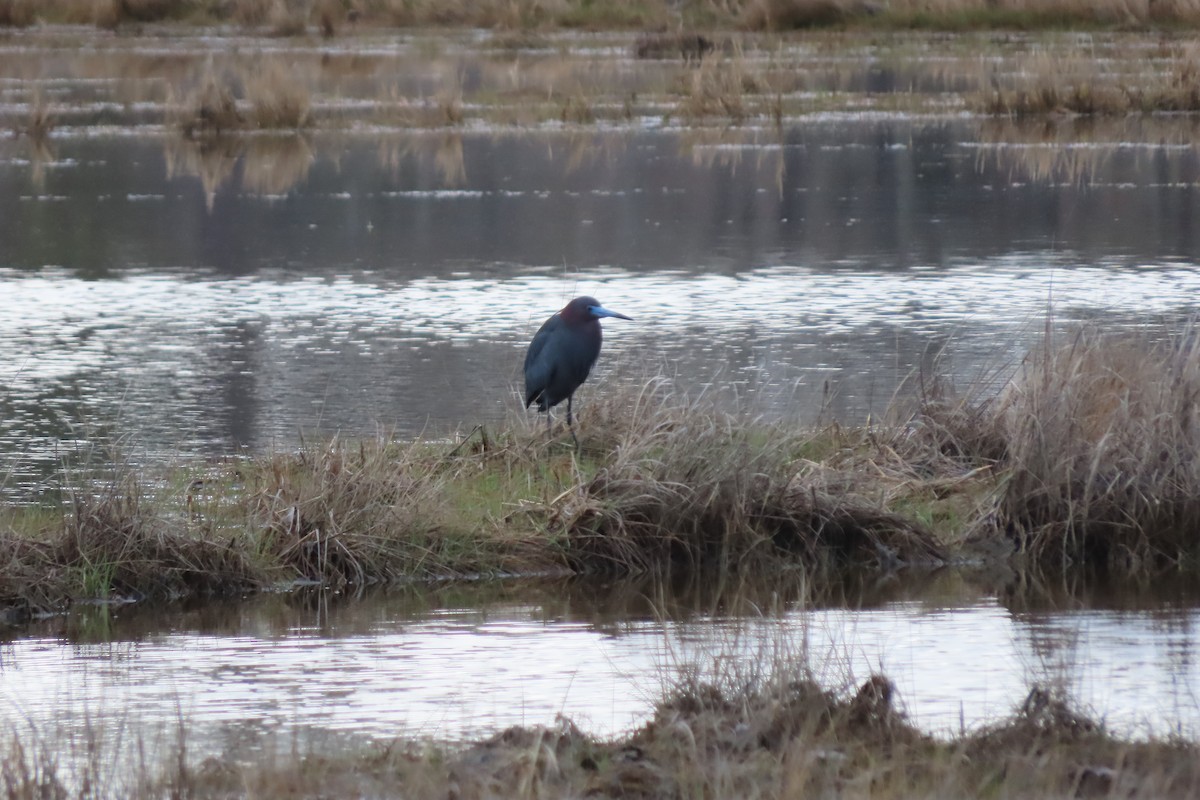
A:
0 473 259 609
171 60 313 135
243 433 550 583
6 322 1200 611
4 669 1197 798
976 43 1200 115
896 319 1200 569
245 61 312 129
0 380 957 610
669 46 776 123
987 324 1200 567
633 31 717 60
174 67 244 137
558 380 948 573
7 22 1199 139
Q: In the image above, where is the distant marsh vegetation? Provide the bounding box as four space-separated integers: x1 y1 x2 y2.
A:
7 0 1200 30
3 23 1200 147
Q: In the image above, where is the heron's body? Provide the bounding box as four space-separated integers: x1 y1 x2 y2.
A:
524 312 602 412
523 296 630 440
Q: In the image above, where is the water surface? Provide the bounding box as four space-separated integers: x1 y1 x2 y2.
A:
1 31 1200 794
2 571 1198 774
3 120 1200 499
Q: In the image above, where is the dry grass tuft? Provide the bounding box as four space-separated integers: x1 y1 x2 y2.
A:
549 380 947 574
0 473 259 607
61 478 259 599
986 323 1200 567
316 0 340 36
173 60 314 136
228 0 273 25
559 93 595 124
973 684 1100 750
977 45 1200 116
244 434 540 584
245 61 312 128
93 0 177 27
3 662 1197 799
650 672 917 754
176 67 245 137
898 375 1010 467
672 49 762 122
373 0 593 29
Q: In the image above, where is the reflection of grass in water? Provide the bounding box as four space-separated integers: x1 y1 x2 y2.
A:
241 135 316 194
970 115 1200 185
163 135 240 211
374 133 468 185
162 134 314 209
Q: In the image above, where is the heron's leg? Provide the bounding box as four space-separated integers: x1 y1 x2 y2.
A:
567 395 579 450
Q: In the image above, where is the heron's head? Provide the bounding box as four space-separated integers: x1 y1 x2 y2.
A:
562 296 632 324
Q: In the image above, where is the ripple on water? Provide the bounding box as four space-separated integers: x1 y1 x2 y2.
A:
2 577 1198 758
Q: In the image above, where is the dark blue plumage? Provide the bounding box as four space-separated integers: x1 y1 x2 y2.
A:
524 296 631 441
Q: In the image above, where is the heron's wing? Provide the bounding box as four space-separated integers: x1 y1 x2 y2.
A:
523 314 561 407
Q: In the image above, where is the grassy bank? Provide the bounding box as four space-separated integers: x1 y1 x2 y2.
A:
2 325 1200 613
4 668 1198 798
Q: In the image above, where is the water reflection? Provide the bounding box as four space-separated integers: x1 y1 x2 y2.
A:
1 570 1198 765
972 116 1200 187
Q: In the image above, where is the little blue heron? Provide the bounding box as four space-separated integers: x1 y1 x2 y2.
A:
524 296 632 444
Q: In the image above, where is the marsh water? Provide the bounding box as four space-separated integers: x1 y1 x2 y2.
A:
4 121 1200 498
3 571 1200 769
5 27 1200 775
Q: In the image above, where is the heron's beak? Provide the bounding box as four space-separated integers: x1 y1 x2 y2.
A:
589 305 632 321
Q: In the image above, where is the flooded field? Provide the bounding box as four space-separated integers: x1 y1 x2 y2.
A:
3 24 1200 793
